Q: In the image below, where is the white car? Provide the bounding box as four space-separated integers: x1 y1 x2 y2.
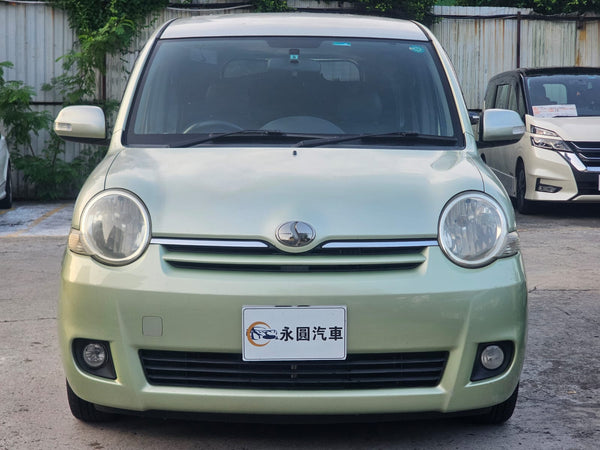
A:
480 67 600 213
0 133 11 209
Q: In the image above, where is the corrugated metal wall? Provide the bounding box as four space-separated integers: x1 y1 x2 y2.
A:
431 6 600 109
0 1 75 196
432 6 525 110
2 2 600 197
0 1 72 103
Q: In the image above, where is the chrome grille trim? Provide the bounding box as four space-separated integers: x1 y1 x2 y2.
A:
570 141 600 152
322 240 438 249
153 237 434 272
567 141 600 168
152 238 437 250
151 238 269 249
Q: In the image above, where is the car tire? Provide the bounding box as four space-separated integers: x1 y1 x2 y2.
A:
472 384 519 425
515 162 535 214
0 161 12 209
66 380 118 423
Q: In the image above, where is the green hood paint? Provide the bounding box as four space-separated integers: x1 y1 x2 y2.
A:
101 147 485 245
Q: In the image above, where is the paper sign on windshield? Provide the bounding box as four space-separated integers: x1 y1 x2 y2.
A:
532 104 578 118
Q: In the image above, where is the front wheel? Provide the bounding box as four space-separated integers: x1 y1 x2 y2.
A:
472 384 519 425
515 163 535 214
66 380 118 423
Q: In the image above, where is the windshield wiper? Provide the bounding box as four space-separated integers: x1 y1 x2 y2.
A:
174 130 286 147
294 132 459 148
172 130 458 148
174 130 324 147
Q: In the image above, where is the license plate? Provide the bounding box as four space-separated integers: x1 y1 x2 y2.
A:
242 306 347 361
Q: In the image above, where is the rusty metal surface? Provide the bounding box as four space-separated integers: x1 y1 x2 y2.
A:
431 6 599 109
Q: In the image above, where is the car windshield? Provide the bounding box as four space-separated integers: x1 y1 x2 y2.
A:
125 37 462 148
526 73 600 118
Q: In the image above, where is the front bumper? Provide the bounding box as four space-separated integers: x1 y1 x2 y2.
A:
524 147 600 202
59 244 527 416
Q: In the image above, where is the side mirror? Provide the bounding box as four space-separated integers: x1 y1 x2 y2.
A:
468 110 480 125
54 106 108 145
480 109 525 144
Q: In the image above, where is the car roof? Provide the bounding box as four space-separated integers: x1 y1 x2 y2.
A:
160 13 429 42
491 66 600 81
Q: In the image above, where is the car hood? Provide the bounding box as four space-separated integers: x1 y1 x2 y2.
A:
527 115 600 141
102 147 484 246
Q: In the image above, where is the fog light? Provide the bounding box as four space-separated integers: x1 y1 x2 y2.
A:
481 345 505 370
73 339 116 379
471 341 513 381
536 179 561 193
82 343 107 368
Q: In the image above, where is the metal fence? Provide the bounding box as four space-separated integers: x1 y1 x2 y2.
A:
2 1 600 197
431 6 600 109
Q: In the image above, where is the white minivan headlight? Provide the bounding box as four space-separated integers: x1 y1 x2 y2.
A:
530 125 569 151
69 189 151 266
438 192 519 268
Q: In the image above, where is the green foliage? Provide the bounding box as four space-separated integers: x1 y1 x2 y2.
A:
49 0 169 37
354 0 436 22
454 0 600 15
0 62 51 156
12 134 77 200
532 0 600 15
49 0 168 75
12 132 108 201
43 52 96 106
6 1 169 200
47 0 168 102
0 61 84 199
454 0 532 6
253 0 435 22
253 0 290 12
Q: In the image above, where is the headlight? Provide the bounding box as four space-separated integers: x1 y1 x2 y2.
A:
530 125 558 137
438 192 519 268
530 125 569 151
69 189 151 265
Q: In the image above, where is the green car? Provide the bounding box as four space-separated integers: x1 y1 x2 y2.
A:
55 13 528 424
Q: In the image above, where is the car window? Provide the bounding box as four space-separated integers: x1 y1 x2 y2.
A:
507 84 519 112
526 73 600 117
494 84 511 109
125 37 462 147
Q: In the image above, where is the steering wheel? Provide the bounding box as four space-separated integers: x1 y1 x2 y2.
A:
183 120 243 134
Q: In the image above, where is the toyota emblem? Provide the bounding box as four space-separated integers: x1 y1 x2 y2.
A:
276 221 316 247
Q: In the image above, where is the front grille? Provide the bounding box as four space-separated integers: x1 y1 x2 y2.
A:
152 238 435 273
569 141 600 167
139 351 448 390
575 179 600 195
